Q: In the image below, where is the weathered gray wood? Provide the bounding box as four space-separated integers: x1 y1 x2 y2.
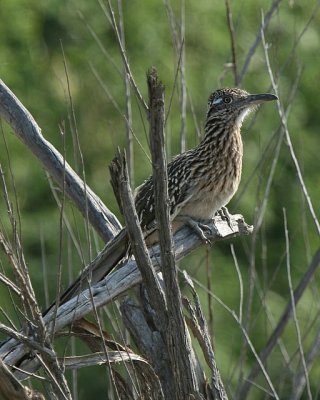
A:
0 78 253 398
0 79 121 242
121 298 167 399
0 214 252 371
111 150 178 398
183 272 228 400
111 153 168 325
0 358 44 400
147 68 200 399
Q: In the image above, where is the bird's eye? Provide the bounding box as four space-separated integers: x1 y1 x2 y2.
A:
223 96 233 104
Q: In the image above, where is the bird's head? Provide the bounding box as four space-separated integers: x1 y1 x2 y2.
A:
207 87 277 127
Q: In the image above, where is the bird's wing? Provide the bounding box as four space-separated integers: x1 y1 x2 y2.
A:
134 150 197 232
166 151 198 218
134 176 156 232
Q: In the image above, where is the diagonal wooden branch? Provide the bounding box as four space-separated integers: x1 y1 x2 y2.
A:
0 79 121 242
0 214 252 375
0 76 253 395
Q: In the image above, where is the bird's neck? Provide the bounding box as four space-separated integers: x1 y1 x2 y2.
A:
199 115 242 154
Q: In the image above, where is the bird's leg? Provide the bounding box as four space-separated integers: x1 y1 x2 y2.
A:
175 215 217 244
215 206 234 230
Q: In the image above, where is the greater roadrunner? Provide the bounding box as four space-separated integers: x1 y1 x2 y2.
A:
48 87 277 311
134 87 277 243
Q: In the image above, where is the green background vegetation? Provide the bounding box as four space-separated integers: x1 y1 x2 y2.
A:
0 0 319 398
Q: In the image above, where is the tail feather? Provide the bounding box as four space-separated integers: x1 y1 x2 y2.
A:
44 228 129 315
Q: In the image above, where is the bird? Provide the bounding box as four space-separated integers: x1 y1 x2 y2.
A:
46 87 277 312
134 87 277 244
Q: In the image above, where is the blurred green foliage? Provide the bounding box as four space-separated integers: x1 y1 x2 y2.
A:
0 0 319 399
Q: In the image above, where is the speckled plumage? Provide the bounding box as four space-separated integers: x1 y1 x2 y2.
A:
45 88 276 310
134 88 277 240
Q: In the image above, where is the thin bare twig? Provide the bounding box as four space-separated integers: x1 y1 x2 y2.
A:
0 79 122 242
238 0 282 84
78 11 122 76
185 273 279 399
0 358 45 400
0 213 252 375
283 208 311 398
225 0 238 86
205 248 214 340
237 248 320 398
163 0 187 151
237 27 320 398
89 63 151 164
292 328 320 400
165 38 185 128
187 87 201 141
261 25 320 236
102 0 148 113
230 244 243 323
183 271 228 400
117 0 134 187
179 0 187 152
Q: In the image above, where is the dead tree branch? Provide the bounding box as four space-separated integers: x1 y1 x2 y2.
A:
111 151 174 397
147 67 200 398
0 214 251 378
0 72 252 399
0 80 121 242
0 358 45 400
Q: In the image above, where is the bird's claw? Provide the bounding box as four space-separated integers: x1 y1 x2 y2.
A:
196 222 213 244
216 206 234 231
183 217 217 244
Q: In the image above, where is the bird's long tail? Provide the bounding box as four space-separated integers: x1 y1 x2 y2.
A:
43 228 129 315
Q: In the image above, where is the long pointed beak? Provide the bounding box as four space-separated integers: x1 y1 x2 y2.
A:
246 93 278 105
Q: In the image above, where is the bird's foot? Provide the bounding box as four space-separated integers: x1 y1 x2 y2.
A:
216 206 234 231
178 215 216 244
